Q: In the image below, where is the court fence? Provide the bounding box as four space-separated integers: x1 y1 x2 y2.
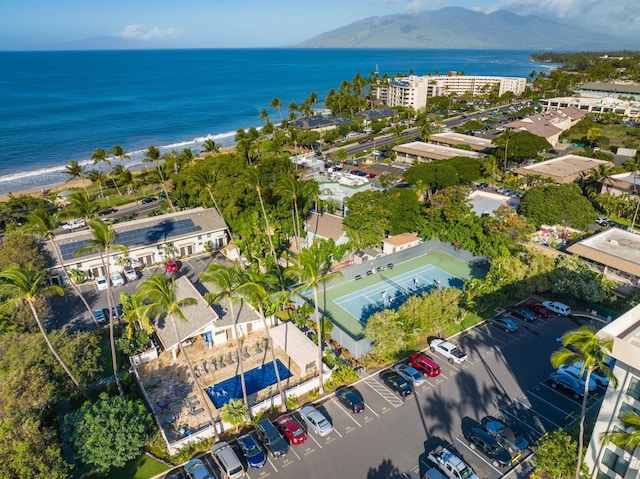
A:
324 240 488 358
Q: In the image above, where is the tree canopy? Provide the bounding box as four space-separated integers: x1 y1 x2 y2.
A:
519 183 597 230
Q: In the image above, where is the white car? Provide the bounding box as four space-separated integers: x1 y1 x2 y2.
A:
110 271 125 287
123 267 138 282
542 300 571 316
95 276 108 291
394 363 426 386
569 361 611 387
430 338 467 364
300 405 333 437
557 365 597 392
61 218 86 230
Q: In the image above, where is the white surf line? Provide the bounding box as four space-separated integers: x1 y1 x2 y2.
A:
331 398 362 427
455 437 503 475
514 398 562 429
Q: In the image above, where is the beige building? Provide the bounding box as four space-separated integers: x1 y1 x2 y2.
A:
304 212 349 248
48 207 229 283
382 233 421 255
514 155 613 184
586 303 640 479
376 74 527 110
541 96 640 121
601 172 640 198
393 141 485 164
429 132 496 152
505 107 588 146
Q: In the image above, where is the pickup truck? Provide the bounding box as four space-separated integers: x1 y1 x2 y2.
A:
427 446 478 479
61 218 86 230
430 338 467 364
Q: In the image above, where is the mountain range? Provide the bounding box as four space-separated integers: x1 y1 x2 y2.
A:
294 7 637 50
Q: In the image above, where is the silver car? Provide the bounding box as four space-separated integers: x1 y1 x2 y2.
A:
300 405 333 437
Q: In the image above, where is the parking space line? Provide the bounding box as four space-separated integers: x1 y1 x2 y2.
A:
332 427 343 438
473 327 510 345
289 446 301 460
500 408 545 436
363 377 405 408
332 398 362 427
267 456 279 472
306 431 322 449
514 398 562 429
366 403 380 417
527 389 574 416
455 437 503 475
538 383 583 407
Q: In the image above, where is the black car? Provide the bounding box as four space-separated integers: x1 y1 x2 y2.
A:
507 306 537 322
464 426 513 467
379 370 412 397
255 418 289 457
97 207 117 216
141 196 157 204
335 386 365 413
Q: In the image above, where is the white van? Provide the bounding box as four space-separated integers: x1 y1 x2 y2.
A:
542 300 571 316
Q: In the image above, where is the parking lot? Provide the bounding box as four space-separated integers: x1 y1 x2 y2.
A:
166 309 605 479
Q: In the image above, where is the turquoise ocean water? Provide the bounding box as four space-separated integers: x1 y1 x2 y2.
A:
0 48 549 194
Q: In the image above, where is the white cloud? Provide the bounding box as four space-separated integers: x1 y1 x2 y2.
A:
116 25 179 41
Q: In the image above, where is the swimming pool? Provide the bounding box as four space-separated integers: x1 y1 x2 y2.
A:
205 359 293 409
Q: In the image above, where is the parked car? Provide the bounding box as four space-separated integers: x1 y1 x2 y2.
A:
185 459 215 479
524 302 551 318
408 352 441 377
547 371 585 398
430 338 467 364
141 196 157 204
98 207 117 216
480 416 530 453
274 414 307 445
61 218 86 230
488 315 519 333
110 271 125 287
109 304 123 320
379 370 412 397
557 365 597 392
335 386 365 413
570 361 611 387
237 432 266 469
300 405 333 437
595 216 610 226
210 441 245 479
507 306 537 322
464 426 513 467
542 301 571 316
165 260 179 273
95 276 108 291
93 309 106 323
123 267 138 281
393 363 426 386
255 418 289 457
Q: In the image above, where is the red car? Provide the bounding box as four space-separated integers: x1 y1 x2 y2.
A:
274 414 307 445
165 260 179 273
408 352 441 378
525 302 551 318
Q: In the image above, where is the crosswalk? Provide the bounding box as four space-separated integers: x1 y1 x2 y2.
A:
363 377 406 407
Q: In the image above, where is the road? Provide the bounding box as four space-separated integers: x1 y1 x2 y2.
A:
164 310 604 479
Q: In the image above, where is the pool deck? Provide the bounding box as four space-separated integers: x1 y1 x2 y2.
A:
136 332 305 442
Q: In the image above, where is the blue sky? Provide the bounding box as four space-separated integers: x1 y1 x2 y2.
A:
1 0 637 50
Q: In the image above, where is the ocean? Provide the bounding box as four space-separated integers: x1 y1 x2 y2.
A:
0 49 550 195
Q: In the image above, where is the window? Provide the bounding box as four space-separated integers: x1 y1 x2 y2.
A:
596 470 611 479
618 403 640 420
602 449 629 477
626 377 640 401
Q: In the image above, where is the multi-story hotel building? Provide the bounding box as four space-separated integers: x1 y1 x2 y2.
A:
585 304 640 479
376 73 527 110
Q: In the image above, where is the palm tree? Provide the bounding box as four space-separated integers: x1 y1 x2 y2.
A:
201 138 221 155
143 145 176 212
285 245 343 394
76 218 128 395
110 163 125 196
200 262 251 410
27 208 99 327
551 326 617 479
0 264 88 399
259 109 269 125
276 174 303 244
87 168 108 198
270 97 283 124
190 168 223 221
108 145 130 165
91 147 111 170
64 160 88 195
220 399 248 433
68 190 99 220
136 274 219 441
601 410 640 452
120 291 153 341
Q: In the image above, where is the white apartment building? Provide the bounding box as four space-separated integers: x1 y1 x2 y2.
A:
586 304 640 479
541 96 640 121
376 73 527 110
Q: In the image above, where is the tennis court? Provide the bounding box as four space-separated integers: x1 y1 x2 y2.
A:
334 265 462 325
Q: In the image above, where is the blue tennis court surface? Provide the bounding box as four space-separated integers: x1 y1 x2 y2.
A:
334 265 463 324
205 359 292 408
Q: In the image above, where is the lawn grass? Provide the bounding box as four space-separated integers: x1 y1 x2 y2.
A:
106 454 169 479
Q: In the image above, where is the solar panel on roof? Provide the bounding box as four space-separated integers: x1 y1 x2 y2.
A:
59 218 202 261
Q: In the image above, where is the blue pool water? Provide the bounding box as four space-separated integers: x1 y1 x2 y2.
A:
206 359 292 409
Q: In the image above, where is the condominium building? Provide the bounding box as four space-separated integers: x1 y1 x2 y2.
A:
585 304 640 479
541 96 640 121
376 73 527 110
